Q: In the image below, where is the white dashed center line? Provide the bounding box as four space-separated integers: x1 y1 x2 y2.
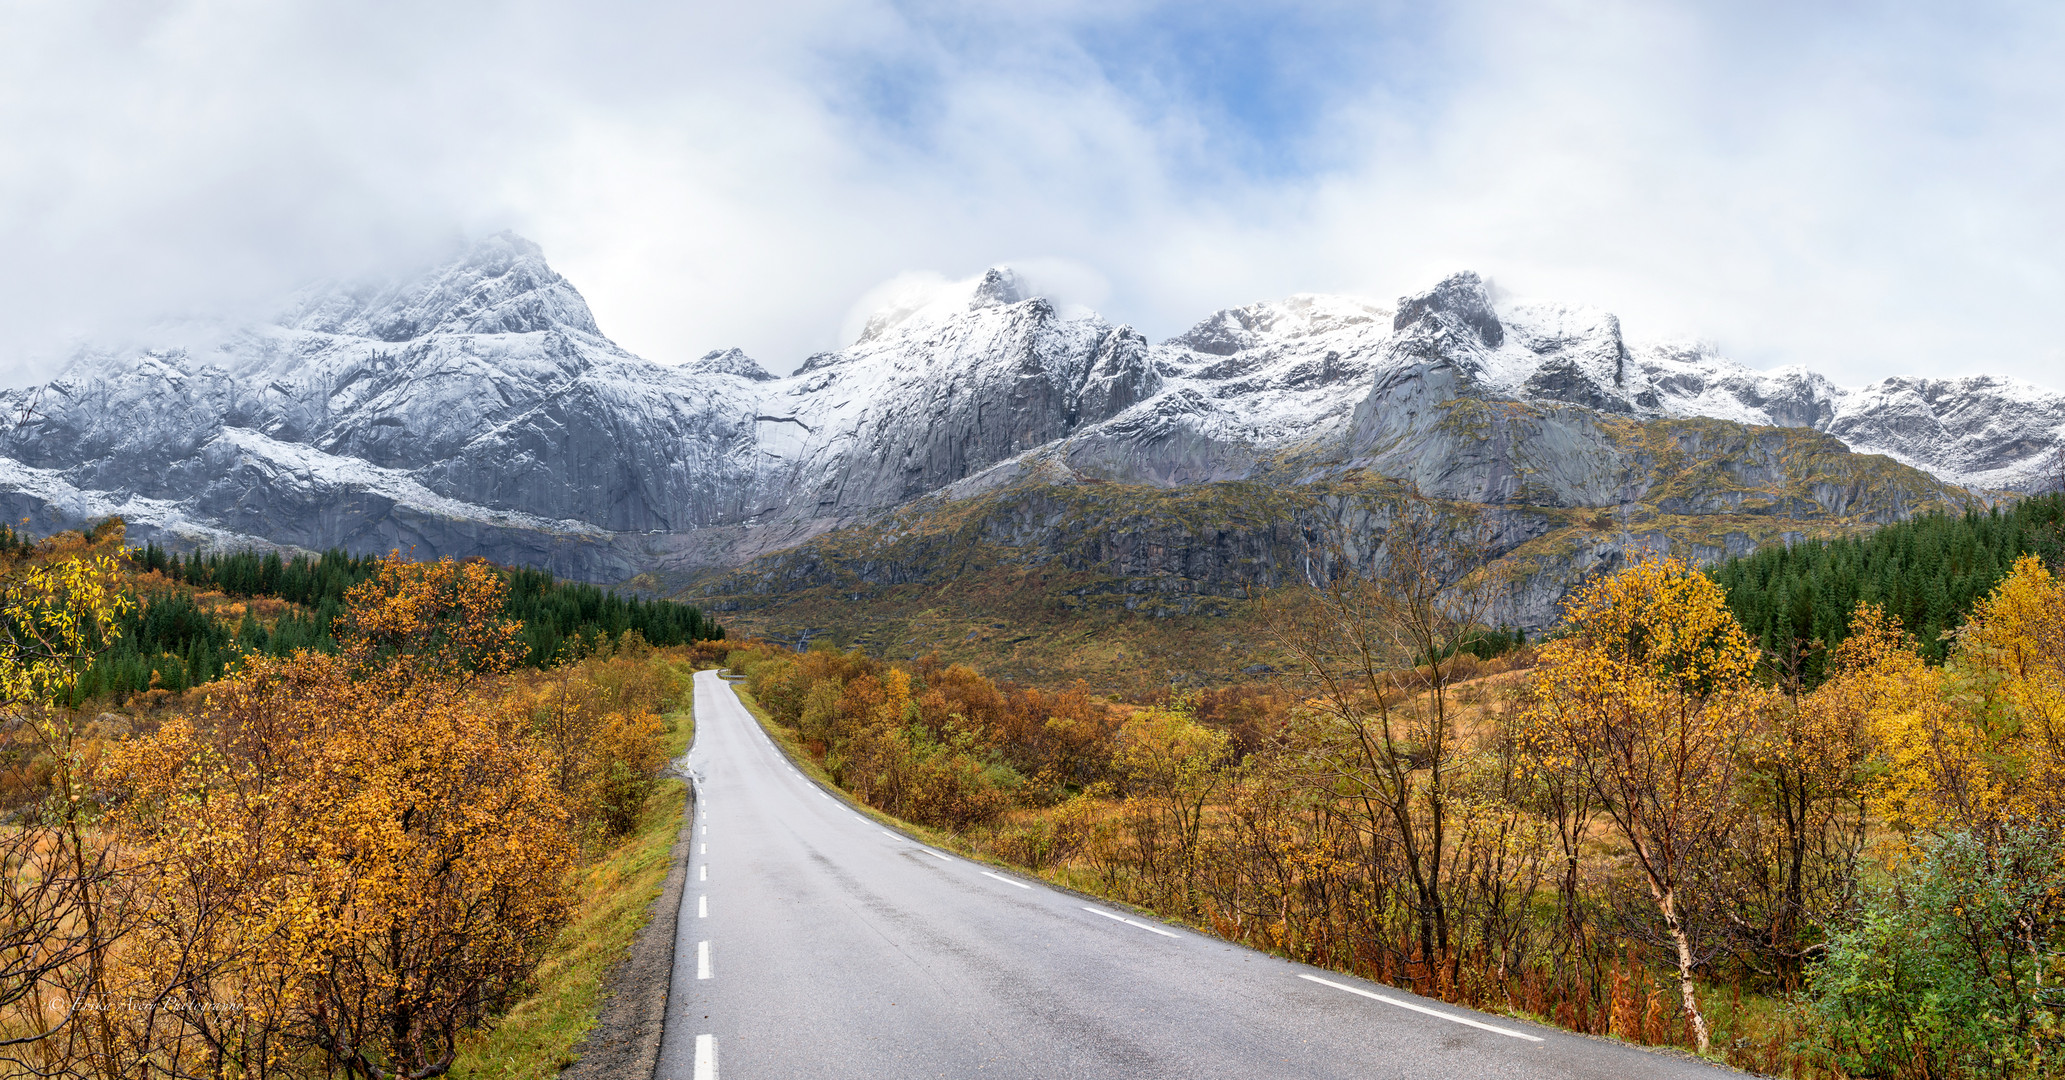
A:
1297 974 1544 1041
1084 906 1178 938
694 1033 717 1080
981 871 1031 889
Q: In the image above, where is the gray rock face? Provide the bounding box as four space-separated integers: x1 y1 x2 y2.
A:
0 237 2054 592
1349 360 1630 507
1393 271 1505 348
688 348 777 382
284 234 603 341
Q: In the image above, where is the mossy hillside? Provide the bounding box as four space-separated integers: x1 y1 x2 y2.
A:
1624 419 1962 522
692 415 1969 686
695 484 1316 693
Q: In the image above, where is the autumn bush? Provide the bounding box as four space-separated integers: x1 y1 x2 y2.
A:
100 651 577 1080
0 541 691 1080
512 641 682 842
735 644 1090 829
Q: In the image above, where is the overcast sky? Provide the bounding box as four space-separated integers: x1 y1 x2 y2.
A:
3 0 2061 387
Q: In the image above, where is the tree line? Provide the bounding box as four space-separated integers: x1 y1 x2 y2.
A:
71 540 724 702
1712 492 2065 684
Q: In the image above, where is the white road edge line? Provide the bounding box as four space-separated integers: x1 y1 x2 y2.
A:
1298 974 1544 1042
701 843 707 854
697 940 711 980
922 849 951 862
1083 906 1178 938
698 895 707 918
694 1033 717 1080
699 865 707 882
982 871 1032 889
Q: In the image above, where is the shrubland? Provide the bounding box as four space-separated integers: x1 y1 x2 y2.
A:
0 522 719 1079
729 492 2065 1078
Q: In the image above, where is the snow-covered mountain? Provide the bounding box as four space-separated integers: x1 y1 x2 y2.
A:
1 234 2057 581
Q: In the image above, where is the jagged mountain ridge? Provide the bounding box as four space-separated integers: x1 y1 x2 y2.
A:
0 234 2054 600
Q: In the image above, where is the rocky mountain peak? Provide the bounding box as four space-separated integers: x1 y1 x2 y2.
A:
1394 271 1504 349
1167 308 1261 356
970 266 1029 310
1167 294 1391 356
686 348 777 381
284 231 603 343
853 266 1042 345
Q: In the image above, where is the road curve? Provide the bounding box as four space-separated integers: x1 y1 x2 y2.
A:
654 668 1738 1079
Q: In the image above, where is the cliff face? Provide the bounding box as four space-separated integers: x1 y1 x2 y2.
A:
0 236 2037 624
692 411 1965 633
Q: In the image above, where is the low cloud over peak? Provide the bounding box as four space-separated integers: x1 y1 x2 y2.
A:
4 1 2062 392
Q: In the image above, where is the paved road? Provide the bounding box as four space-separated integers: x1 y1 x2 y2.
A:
654 669 1738 1079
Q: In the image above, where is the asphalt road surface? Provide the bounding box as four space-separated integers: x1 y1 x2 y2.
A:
654 668 1739 1079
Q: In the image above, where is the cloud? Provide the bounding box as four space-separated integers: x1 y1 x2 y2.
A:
2 0 2062 389
838 270 963 347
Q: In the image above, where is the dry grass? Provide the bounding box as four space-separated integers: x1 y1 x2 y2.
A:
449 691 699 1080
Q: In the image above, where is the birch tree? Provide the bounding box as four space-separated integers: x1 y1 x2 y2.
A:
1525 558 1762 1054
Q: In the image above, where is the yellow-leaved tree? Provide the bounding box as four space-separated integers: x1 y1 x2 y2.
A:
1739 603 1922 977
1114 705 1231 916
0 544 134 1075
1948 554 2065 829
1868 554 2065 840
1525 558 1763 1054
335 554 527 680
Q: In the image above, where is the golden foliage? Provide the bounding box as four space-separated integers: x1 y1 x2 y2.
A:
336 556 525 680
1112 706 1230 914
0 544 135 1075
514 653 681 840
1875 554 2065 837
99 651 576 1080
1524 557 1763 1053
0 540 693 1079
1 552 132 709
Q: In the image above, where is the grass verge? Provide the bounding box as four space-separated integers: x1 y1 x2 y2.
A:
450 700 698 1079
